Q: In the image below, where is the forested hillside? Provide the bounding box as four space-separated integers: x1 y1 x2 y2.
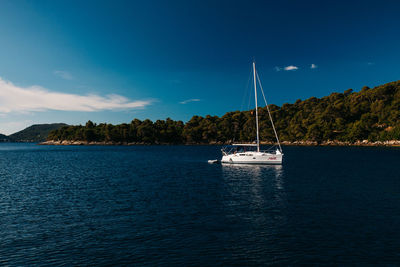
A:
47 80 400 144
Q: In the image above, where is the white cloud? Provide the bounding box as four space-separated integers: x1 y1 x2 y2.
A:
53 70 74 80
0 77 153 113
284 65 299 71
310 63 318 69
179 98 201 104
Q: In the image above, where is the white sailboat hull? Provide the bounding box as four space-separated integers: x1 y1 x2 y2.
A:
221 151 283 164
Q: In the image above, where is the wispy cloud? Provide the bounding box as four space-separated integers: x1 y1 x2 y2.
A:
179 98 201 104
284 65 299 71
367 62 375 66
275 65 299 71
53 70 74 80
0 77 153 113
310 63 318 69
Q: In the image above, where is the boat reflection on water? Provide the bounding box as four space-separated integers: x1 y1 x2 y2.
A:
221 163 285 198
221 163 284 185
221 162 283 172
220 163 287 233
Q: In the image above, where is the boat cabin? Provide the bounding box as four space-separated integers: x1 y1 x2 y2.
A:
222 144 258 156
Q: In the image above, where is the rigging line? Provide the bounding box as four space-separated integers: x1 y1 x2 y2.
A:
240 66 253 111
247 78 252 111
256 72 282 152
247 65 252 111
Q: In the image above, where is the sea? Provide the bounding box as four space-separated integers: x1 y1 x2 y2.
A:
0 143 399 265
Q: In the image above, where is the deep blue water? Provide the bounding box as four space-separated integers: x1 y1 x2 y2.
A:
0 143 399 265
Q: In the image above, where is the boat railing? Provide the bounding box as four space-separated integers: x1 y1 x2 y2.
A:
221 146 234 156
221 146 281 155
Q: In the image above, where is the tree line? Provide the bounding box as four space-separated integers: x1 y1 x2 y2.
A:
48 80 400 143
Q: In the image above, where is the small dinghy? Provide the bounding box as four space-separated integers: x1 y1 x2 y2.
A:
208 159 220 164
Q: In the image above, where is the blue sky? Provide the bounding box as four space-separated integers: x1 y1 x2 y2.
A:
1 0 400 134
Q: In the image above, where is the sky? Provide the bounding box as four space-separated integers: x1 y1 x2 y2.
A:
0 0 400 134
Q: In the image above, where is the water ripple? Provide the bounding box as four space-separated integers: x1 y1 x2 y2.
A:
0 144 399 265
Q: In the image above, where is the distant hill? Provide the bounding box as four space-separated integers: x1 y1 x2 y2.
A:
9 123 68 142
0 133 10 142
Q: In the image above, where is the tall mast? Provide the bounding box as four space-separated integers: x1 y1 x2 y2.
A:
253 61 260 152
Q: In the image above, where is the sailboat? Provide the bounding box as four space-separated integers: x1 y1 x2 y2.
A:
220 62 283 164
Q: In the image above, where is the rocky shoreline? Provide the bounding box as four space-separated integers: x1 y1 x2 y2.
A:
280 140 400 146
39 139 400 147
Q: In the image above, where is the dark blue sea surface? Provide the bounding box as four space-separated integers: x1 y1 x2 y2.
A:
0 143 399 265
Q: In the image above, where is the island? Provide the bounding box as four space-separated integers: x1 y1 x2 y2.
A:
41 80 400 147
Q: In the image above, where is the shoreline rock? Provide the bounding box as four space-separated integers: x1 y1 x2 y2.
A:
39 140 400 147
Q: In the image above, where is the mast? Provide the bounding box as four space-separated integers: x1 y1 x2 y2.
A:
253 61 260 152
